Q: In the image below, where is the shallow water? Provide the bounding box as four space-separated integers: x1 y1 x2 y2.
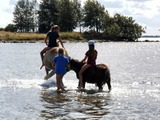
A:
0 42 160 120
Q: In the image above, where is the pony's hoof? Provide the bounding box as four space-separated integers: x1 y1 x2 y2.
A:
44 76 48 80
108 89 111 93
98 89 103 92
78 87 86 92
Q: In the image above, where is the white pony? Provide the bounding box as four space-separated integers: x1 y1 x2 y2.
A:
42 47 69 80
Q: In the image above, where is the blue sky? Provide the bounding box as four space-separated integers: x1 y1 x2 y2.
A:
0 0 160 35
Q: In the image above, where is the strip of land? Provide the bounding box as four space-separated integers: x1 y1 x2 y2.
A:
0 31 84 43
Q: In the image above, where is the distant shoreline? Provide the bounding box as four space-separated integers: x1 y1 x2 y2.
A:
0 39 159 43
0 31 160 43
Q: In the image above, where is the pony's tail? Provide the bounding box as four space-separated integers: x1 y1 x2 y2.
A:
105 69 111 92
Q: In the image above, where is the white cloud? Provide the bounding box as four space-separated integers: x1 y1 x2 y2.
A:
0 0 15 27
101 0 160 18
97 0 160 35
9 0 16 5
124 0 160 18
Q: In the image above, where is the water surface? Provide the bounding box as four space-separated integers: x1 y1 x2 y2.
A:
0 42 160 120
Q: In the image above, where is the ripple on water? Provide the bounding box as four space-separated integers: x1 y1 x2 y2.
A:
39 88 111 119
1 42 160 120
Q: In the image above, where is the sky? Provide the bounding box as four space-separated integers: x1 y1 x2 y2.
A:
0 0 160 35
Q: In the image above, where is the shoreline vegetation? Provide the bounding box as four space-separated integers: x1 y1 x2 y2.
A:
0 31 159 43
0 31 84 43
2 0 147 43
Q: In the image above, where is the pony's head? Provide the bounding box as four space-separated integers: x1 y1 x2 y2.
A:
69 58 84 72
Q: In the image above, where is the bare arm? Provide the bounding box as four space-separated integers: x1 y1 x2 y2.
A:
94 51 98 60
80 55 87 63
44 35 49 46
58 37 64 48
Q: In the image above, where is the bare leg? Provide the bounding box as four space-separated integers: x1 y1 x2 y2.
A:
40 47 51 69
56 74 65 91
45 67 50 75
79 64 91 88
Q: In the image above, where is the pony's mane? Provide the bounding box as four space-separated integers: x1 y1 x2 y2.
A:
71 58 79 62
70 58 83 68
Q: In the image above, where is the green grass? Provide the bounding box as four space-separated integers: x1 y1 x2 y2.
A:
60 32 83 41
0 31 45 41
0 31 84 42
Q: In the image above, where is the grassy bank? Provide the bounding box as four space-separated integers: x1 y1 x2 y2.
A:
60 32 83 41
0 31 84 42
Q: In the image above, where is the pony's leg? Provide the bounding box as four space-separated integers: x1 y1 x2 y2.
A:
97 82 103 91
44 70 55 80
82 81 85 89
45 67 50 75
107 77 111 92
77 82 80 88
77 79 85 89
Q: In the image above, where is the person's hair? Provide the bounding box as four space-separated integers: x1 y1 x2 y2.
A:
89 45 95 52
58 48 64 55
51 25 59 32
87 45 95 57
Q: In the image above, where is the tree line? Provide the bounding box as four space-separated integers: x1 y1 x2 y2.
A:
4 0 145 41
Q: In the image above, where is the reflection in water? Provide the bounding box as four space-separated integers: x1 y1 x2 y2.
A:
1 43 160 119
40 89 111 119
40 90 71 119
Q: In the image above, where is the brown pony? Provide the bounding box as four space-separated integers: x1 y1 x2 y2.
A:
69 58 111 92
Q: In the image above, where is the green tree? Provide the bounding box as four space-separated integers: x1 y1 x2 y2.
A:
58 0 77 32
72 0 82 33
103 14 145 41
113 14 145 41
38 0 59 33
31 0 39 32
83 0 106 33
23 0 34 32
0 28 4 31
13 0 35 32
13 0 25 32
5 24 17 32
